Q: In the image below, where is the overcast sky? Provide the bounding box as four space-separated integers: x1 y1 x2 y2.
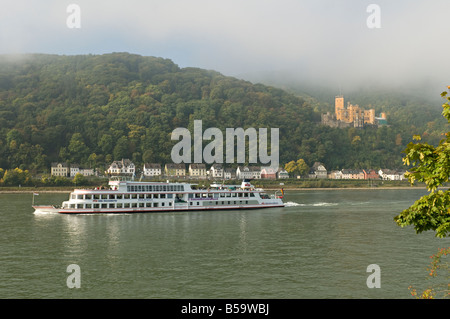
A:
1 0 449 92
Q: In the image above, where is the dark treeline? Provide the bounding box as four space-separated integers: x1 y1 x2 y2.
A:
0 52 446 174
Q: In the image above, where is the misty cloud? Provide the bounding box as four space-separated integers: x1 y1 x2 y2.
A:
0 0 449 91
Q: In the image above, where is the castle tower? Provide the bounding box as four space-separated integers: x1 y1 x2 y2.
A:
335 95 344 121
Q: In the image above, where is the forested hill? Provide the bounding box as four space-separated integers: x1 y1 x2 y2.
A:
0 52 446 174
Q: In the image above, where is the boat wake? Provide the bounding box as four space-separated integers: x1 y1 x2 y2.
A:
284 201 338 207
284 201 301 207
311 202 339 207
33 210 58 215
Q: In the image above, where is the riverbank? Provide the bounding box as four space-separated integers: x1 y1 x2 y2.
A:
0 179 437 193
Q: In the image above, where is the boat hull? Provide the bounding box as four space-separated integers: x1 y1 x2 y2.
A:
57 203 285 214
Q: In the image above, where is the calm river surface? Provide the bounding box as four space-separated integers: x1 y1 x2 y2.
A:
1 188 449 299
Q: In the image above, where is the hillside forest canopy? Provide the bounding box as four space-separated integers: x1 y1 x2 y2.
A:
0 52 447 175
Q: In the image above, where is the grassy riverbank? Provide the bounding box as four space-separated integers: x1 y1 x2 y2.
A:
0 178 435 193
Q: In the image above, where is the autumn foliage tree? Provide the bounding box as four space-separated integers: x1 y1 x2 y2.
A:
395 87 450 299
284 159 309 178
395 87 450 238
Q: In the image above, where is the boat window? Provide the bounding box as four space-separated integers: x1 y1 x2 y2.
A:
232 193 237 197
71 194 76 199
146 203 151 207
138 194 144 199
86 204 91 208
132 194 137 199
77 195 83 200
167 194 173 199
85 194 91 200
109 194 115 199
94 204 100 208
250 193 255 197
124 203 130 208
101 204 107 208
101 194 107 199
188 194 193 198
117 194 123 200
139 203 144 207
93 194 100 200
154 203 158 207
109 203 115 208
117 203 123 208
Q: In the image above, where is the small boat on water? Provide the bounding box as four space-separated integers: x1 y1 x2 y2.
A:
32 178 284 214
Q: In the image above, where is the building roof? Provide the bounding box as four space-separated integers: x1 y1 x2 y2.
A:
144 163 161 169
165 163 186 169
51 162 69 168
189 163 206 169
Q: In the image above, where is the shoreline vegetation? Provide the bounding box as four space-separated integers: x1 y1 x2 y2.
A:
0 179 440 193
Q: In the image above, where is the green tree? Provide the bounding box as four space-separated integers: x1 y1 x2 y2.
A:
1 168 31 186
395 87 450 299
394 87 450 238
73 173 87 186
67 133 89 164
113 136 129 160
98 134 113 155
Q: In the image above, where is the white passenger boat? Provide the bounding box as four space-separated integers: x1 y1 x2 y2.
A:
32 178 284 214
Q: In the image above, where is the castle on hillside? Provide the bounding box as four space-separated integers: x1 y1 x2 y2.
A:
321 95 387 128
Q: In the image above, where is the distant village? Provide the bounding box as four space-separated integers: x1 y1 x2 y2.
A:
50 159 407 181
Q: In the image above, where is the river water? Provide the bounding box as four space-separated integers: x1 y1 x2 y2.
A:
0 189 449 299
